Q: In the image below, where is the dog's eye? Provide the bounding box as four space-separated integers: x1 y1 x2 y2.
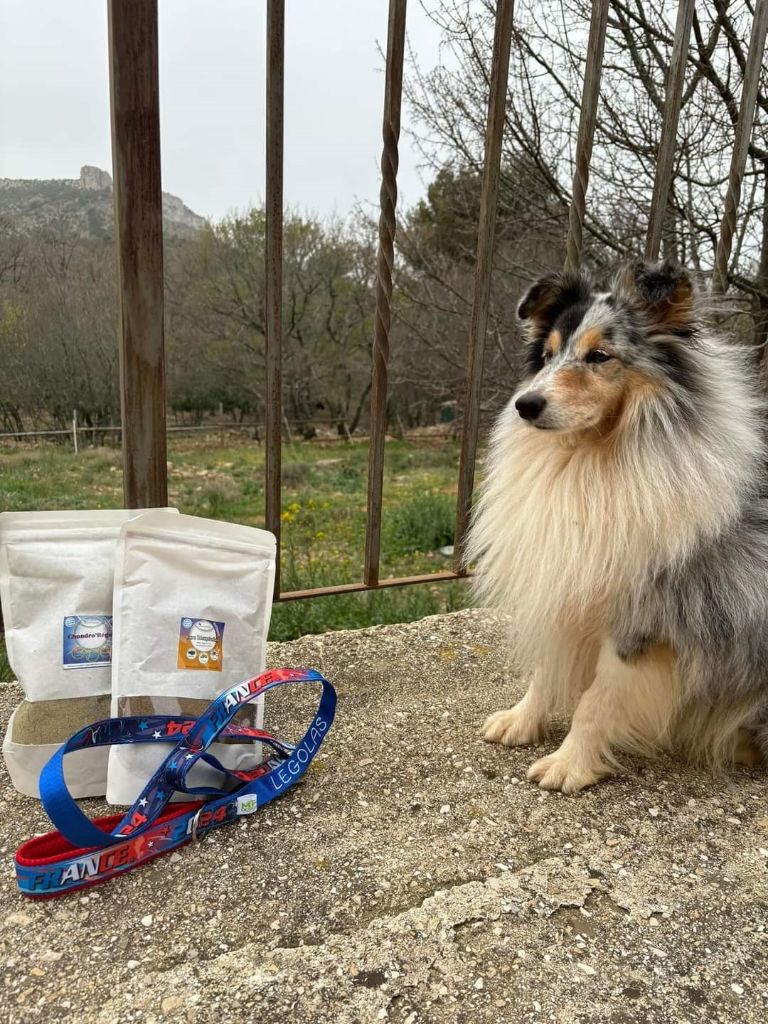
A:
585 350 612 364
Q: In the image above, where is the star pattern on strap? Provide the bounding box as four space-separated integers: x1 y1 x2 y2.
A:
15 669 335 897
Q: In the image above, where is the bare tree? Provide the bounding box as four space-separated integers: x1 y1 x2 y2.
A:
404 0 768 380
167 210 376 435
0 226 119 434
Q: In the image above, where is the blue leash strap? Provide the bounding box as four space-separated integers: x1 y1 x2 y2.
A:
15 668 336 898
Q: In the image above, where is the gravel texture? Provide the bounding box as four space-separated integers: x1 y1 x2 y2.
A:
1 608 767 1023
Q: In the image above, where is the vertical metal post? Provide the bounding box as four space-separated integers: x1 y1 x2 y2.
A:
563 0 610 273
108 0 168 508
644 0 695 261
711 0 768 294
265 0 285 594
453 0 514 571
363 0 407 587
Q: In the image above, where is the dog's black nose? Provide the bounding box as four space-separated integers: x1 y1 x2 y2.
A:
515 392 547 421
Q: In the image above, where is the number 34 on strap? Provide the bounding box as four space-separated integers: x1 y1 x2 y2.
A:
14 668 336 898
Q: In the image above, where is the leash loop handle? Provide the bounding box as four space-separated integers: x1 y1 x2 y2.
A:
15 668 336 898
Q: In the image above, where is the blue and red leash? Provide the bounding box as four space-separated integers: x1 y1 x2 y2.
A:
14 668 336 898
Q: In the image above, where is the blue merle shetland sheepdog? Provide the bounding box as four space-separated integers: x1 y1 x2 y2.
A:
467 258 768 793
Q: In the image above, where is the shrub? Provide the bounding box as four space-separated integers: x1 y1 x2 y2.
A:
281 461 315 487
383 490 456 558
183 474 241 518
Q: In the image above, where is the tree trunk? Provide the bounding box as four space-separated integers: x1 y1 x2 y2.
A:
349 381 372 435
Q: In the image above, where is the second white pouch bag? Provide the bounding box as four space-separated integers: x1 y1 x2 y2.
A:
108 510 276 805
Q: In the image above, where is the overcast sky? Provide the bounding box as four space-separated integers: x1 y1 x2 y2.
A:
0 0 451 222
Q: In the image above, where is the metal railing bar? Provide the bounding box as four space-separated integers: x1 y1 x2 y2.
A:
278 570 471 602
363 0 408 588
711 0 768 294
453 0 514 573
644 0 696 262
563 0 610 273
107 0 168 508
265 0 285 595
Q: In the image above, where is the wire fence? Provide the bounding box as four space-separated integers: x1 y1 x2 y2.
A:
0 416 458 450
0 423 255 448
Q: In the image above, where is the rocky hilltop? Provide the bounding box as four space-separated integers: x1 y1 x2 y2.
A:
0 165 206 239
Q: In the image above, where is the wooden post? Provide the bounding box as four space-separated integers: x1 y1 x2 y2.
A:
265 0 285 595
563 0 610 272
453 0 514 571
711 0 768 294
108 0 168 508
72 409 78 454
644 0 696 262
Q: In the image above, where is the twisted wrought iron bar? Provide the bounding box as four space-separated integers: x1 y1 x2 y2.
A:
645 0 696 261
564 0 610 273
364 0 407 587
711 0 768 294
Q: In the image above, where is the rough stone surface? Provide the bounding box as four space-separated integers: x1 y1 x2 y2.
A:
79 166 114 191
1 608 767 1023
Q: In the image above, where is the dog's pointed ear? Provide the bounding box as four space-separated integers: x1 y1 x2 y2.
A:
517 271 592 336
615 258 695 333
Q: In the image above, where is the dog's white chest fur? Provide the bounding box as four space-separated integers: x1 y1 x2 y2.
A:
467 391 747 667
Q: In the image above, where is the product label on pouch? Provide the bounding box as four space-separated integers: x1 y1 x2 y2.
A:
177 617 225 671
62 615 113 669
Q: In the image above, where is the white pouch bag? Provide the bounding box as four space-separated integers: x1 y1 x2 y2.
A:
0 508 176 798
108 509 276 805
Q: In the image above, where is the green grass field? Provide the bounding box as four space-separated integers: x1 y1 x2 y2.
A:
0 434 472 677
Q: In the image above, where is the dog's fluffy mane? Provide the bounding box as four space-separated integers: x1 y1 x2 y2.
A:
466 261 768 761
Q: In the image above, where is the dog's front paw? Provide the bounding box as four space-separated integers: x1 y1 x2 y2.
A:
526 746 609 794
734 727 763 767
482 705 545 747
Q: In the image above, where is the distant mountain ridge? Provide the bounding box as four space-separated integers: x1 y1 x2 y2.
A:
0 165 206 239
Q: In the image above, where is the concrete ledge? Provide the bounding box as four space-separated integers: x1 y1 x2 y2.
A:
1 609 767 1022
